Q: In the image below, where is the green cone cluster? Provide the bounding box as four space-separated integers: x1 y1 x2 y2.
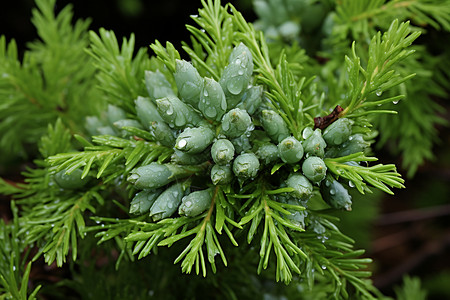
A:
80 42 366 220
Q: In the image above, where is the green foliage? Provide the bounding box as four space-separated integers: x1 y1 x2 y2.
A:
1 0 444 299
395 276 427 300
0 0 101 163
253 0 450 177
0 203 41 299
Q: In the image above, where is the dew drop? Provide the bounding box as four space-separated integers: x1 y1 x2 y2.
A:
235 58 241 65
238 69 244 75
321 265 327 270
12 265 16 271
96 220 101 224
166 105 174 116
393 100 399 104
348 181 355 188
329 189 336 195
177 139 187 149
168 203 173 209
203 90 209 97
185 201 192 208
101 224 105 227
375 90 382 96
205 106 217 118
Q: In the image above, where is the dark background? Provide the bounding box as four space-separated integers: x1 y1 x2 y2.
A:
0 0 254 56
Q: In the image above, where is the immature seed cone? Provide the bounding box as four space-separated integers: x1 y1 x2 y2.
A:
145 70 175 100
211 139 235 165
340 134 370 156
113 119 143 137
281 198 307 229
171 149 209 165
260 110 290 143
285 173 313 200
303 128 327 158
321 177 352 211
210 165 233 185
220 43 254 105
236 85 263 115
302 156 327 183
322 118 353 146
148 121 175 147
129 189 162 215
127 162 191 189
54 169 90 190
135 96 164 126
256 143 279 165
175 126 215 154
221 108 253 138
233 153 260 180
179 188 213 217
150 182 186 221
174 59 203 107
231 135 252 154
278 136 303 164
106 105 127 127
199 77 227 121
156 95 202 128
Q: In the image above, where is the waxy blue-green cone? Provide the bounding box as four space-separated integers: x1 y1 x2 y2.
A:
303 128 327 158
236 85 263 115
211 139 235 165
129 189 162 215
145 70 175 101
233 153 260 180
260 110 290 143
323 118 353 146
106 105 127 127
321 177 352 211
175 126 215 154
220 43 253 101
211 165 233 185
278 136 303 164
150 182 187 221
97 126 117 136
285 173 313 200
156 95 202 128
179 188 213 217
281 198 307 229
54 169 90 190
135 96 164 126
199 77 227 121
174 59 203 107
85 116 104 136
171 149 209 165
149 121 176 147
338 134 370 156
113 119 144 137
221 108 253 138
128 162 193 189
302 156 327 183
231 135 252 154
113 119 143 129
256 143 279 165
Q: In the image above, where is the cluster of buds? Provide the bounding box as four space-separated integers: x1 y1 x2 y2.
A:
99 43 372 221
